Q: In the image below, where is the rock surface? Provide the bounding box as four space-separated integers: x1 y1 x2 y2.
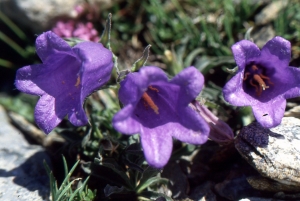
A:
0 105 50 201
235 117 300 192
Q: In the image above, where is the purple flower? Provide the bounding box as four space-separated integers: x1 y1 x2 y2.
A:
223 36 300 128
190 100 234 145
112 66 210 168
15 31 113 134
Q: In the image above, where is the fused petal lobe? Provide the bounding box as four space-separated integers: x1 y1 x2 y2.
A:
231 40 260 69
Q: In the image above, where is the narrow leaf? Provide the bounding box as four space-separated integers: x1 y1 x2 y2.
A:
100 13 112 48
131 45 151 72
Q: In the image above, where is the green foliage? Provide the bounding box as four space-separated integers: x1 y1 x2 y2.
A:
44 156 96 201
0 11 36 68
0 93 36 122
81 137 170 200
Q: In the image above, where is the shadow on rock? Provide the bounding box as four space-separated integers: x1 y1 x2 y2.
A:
0 149 50 199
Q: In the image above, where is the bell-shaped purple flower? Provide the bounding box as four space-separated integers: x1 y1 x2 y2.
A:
190 100 234 145
113 66 210 168
223 36 300 128
15 31 113 134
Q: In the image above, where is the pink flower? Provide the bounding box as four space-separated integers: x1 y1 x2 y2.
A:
52 20 100 42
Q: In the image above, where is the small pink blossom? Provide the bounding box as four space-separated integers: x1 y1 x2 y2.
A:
52 20 100 42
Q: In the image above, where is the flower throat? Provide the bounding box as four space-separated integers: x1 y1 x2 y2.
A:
243 64 273 96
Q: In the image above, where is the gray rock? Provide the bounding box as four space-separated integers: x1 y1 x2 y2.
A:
235 117 300 193
252 25 275 48
255 1 288 26
0 105 50 201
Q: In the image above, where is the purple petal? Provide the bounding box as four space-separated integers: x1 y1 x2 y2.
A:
27 54 81 98
171 66 204 105
15 64 45 96
34 95 64 134
260 36 291 68
68 102 88 126
174 107 210 144
140 127 173 168
222 72 255 106
112 105 141 134
252 98 286 128
283 67 300 99
16 31 114 133
35 31 74 63
231 40 260 69
73 41 114 101
118 67 168 106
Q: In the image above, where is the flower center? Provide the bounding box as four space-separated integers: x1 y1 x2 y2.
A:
142 86 159 114
243 64 274 96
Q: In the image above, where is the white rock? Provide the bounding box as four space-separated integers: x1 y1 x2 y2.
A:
0 105 50 201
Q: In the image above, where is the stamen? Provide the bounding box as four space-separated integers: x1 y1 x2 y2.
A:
250 79 259 94
75 76 80 87
251 65 259 71
243 72 250 80
142 92 159 114
244 65 273 96
149 85 159 92
259 73 274 85
253 74 269 90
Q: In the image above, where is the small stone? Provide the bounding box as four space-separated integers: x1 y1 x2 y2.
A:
235 117 300 193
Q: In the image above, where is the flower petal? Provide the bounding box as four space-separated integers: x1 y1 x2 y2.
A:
34 95 64 134
174 107 210 144
170 66 204 105
35 31 74 62
73 41 114 100
260 36 291 68
68 102 88 126
283 67 300 99
223 72 259 106
118 67 168 106
252 98 286 128
231 40 261 69
140 127 173 168
15 64 45 96
112 105 141 134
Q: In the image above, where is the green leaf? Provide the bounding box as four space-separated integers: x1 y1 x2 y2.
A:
138 166 161 189
131 45 151 72
101 13 112 48
98 161 134 189
244 27 254 41
136 177 168 193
